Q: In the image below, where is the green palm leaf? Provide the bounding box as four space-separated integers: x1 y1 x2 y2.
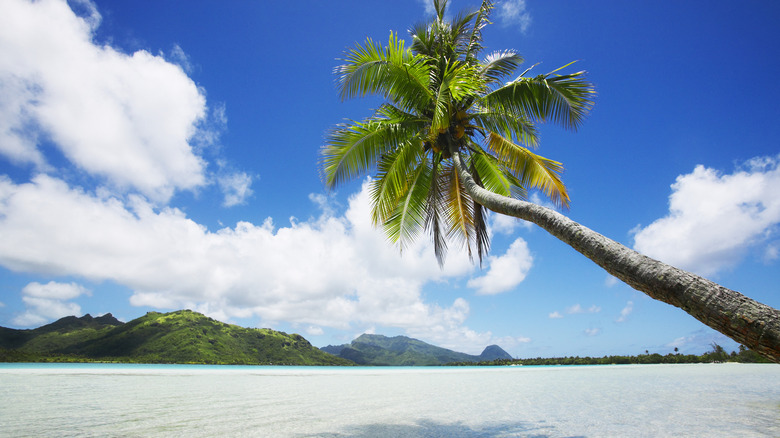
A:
469 159 491 264
483 68 595 130
371 138 425 225
468 148 525 199
336 32 432 112
443 162 475 258
468 108 539 148
480 50 524 86
322 104 427 188
383 158 432 250
485 132 569 207
425 158 448 265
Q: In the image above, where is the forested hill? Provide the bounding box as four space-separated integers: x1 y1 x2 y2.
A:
0 310 351 365
321 333 512 366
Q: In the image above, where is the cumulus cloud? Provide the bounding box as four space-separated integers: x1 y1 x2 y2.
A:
0 0 216 202
616 301 633 323
632 155 780 277
467 238 533 295
0 176 494 343
548 311 563 319
13 281 90 326
496 0 532 33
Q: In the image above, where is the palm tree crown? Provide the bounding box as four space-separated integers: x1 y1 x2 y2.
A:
321 0 595 265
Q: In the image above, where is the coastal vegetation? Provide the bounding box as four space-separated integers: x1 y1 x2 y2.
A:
319 0 780 362
0 310 351 365
447 344 772 366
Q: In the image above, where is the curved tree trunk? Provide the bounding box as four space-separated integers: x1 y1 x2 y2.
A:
451 149 780 363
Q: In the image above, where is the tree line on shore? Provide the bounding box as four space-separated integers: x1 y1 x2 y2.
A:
447 344 773 366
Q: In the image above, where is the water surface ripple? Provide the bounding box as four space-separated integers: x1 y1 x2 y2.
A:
0 363 778 437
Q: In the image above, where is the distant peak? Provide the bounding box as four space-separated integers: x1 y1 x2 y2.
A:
479 344 512 360
95 313 122 325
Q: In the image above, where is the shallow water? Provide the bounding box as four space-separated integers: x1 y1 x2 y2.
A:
0 363 778 437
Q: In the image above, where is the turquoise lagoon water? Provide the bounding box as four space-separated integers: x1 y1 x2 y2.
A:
0 362 778 437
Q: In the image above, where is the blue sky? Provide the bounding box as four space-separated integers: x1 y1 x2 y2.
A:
0 0 778 358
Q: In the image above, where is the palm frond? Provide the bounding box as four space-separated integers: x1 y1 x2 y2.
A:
482 67 595 130
410 21 434 56
371 138 425 225
336 32 433 112
429 62 484 135
468 147 525 199
486 132 570 207
443 162 475 260
469 159 491 265
449 9 481 57
480 50 523 86
425 157 448 265
383 158 432 250
465 0 494 62
321 107 426 188
433 0 448 20
468 108 539 148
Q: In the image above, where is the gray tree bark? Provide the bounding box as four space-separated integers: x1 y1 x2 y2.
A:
451 149 780 363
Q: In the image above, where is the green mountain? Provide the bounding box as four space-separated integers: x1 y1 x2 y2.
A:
0 310 351 366
321 334 512 366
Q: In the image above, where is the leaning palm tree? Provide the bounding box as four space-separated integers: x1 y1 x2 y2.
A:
321 0 779 362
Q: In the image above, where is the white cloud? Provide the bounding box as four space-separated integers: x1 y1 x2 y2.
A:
416 0 532 35
13 281 90 326
632 155 780 277
22 280 89 300
584 328 601 337
496 0 532 33
0 176 493 341
305 326 324 336
467 238 533 295
616 301 633 323
566 304 601 314
417 0 436 16
167 44 193 74
549 304 601 319
489 211 532 235
218 171 253 207
764 244 779 263
0 0 215 202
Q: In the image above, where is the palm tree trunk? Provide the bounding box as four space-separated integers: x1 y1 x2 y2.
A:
451 149 780 363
